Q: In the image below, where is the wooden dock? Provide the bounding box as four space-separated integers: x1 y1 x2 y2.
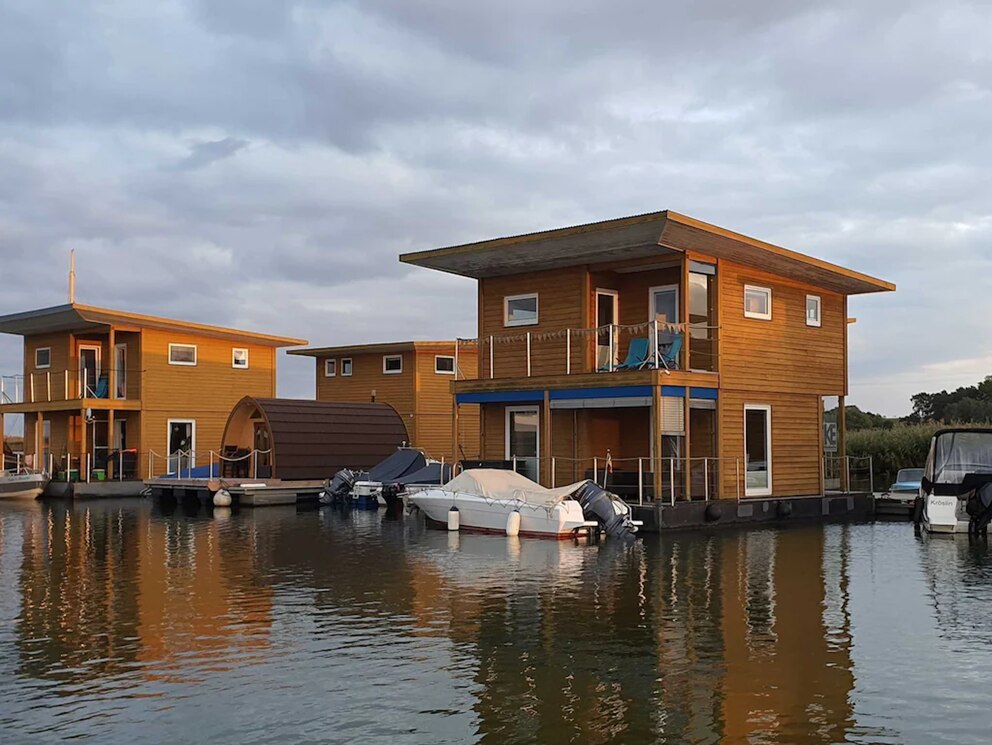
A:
145 477 325 507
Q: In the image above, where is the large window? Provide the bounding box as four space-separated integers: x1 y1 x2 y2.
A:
114 343 127 399
435 355 455 374
504 293 539 327
383 355 403 374
744 404 772 496
168 344 197 366
806 295 822 327
35 347 51 369
744 285 772 320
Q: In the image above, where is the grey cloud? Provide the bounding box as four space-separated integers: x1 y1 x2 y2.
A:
173 137 250 171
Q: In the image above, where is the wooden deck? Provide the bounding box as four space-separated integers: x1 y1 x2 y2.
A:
145 477 325 507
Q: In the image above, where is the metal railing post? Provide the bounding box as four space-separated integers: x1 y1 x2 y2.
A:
736 458 741 501
593 457 598 483
29 374 35 403
526 332 531 377
869 456 874 495
608 324 614 372
119 450 124 482
566 329 571 375
670 459 675 506
489 336 494 379
209 451 214 480
512 455 517 473
252 450 258 479
638 458 644 506
86 454 91 483
845 455 851 494
704 458 709 501
47 371 51 402
64 370 69 401
653 319 659 368
551 457 556 488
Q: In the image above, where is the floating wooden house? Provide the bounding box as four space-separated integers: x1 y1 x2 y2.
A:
289 341 480 462
0 303 306 480
401 211 894 501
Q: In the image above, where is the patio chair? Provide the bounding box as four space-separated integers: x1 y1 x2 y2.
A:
657 334 683 371
615 337 651 370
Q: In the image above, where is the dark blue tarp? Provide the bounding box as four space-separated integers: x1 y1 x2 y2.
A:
159 464 221 480
394 462 451 486
368 449 426 482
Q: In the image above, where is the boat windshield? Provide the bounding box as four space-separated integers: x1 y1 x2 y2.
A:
896 468 923 483
932 432 992 484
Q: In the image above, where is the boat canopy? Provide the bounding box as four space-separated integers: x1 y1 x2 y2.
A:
922 429 992 497
442 469 589 507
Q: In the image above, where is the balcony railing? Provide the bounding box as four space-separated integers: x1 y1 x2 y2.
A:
1 366 131 405
456 320 717 382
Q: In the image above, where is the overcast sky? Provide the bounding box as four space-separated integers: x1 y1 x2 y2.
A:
1 0 990 421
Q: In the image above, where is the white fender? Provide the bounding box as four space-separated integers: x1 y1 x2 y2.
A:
213 489 233 507
447 506 460 531
506 510 521 537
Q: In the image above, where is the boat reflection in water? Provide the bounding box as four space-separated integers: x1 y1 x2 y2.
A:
0 502 988 743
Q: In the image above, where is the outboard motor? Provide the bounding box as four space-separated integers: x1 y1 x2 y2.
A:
573 481 639 541
967 483 992 536
321 468 359 504
380 483 402 509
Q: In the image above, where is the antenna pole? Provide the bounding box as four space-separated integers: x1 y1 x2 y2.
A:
69 250 76 304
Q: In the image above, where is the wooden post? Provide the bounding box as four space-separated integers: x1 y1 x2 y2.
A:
652 382 663 500
838 395 848 492
683 386 691 500
542 390 552 487
451 396 459 469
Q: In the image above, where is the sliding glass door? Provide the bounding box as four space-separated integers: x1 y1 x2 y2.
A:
744 405 772 496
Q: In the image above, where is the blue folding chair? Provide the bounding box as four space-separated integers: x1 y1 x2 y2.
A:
657 334 683 371
615 338 651 371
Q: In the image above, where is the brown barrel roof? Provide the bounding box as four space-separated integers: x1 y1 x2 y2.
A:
223 397 409 481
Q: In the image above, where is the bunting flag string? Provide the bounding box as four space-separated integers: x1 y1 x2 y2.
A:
457 321 719 346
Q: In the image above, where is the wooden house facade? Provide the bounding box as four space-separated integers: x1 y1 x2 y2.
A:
0 303 305 479
289 341 480 463
401 211 894 501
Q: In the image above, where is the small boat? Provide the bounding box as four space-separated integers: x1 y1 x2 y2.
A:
322 448 449 507
0 469 49 500
409 468 640 540
916 428 992 534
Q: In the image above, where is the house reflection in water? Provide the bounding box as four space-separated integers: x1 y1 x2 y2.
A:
13 502 273 686
407 527 855 743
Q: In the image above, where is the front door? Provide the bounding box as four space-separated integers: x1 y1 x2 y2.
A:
744 405 772 496
78 346 101 398
506 406 540 482
114 343 127 399
650 285 680 326
596 289 619 371
167 420 196 476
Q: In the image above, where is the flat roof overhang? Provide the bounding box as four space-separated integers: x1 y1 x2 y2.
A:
289 340 458 358
400 210 896 296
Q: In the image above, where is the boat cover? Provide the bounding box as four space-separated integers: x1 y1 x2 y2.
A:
441 469 589 507
368 449 427 482
395 462 452 486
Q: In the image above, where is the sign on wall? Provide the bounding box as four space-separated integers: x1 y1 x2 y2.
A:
823 422 838 453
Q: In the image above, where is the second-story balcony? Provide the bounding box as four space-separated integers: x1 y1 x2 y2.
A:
452 320 718 392
0 363 140 412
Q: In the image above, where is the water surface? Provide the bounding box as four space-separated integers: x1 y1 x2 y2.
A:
0 500 989 744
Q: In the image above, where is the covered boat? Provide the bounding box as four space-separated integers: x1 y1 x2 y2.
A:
916 429 992 534
409 469 640 540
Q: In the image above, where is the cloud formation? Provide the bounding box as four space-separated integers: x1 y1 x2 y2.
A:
1 0 990 416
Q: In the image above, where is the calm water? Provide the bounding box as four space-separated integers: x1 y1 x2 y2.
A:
0 501 990 744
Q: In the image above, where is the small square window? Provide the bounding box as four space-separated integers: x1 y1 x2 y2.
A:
435 355 455 374
232 348 249 369
504 293 539 327
35 347 51 369
743 285 772 320
341 358 353 377
383 355 403 374
168 344 197 366
806 295 822 327
325 359 337 377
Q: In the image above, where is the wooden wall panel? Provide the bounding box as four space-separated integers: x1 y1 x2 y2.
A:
719 391 821 498
140 329 278 463
719 260 845 395
22 332 73 400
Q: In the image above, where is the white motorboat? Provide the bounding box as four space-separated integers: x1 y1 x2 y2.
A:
917 428 992 534
408 468 639 540
0 469 49 500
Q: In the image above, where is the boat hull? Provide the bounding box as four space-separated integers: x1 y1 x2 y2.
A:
0 473 49 500
923 494 968 534
411 489 589 539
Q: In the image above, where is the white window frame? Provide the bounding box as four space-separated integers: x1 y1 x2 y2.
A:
648 284 680 324
78 344 102 396
35 347 51 370
324 358 337 377
744 404 773 497
166 418 196 474
341 358 353 377
806 295 822 327
743 285 772 321
168 343 198 366
114 343 127 399
505 405 541 481
503 292 539 327
383 355 403 374
434 355 455 375
232 348 250 369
